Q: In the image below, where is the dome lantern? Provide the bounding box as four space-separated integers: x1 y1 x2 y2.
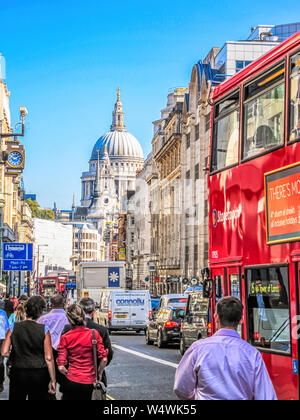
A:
90 89 144 162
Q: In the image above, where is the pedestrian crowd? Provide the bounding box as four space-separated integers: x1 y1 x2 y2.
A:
0 293 112 401
0 293 277 401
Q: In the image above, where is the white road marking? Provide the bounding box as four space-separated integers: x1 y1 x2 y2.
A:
112 344 179 369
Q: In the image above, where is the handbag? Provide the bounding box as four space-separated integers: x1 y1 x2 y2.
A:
91 329 107 401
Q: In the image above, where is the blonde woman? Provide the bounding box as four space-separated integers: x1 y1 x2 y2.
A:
57 304 108 400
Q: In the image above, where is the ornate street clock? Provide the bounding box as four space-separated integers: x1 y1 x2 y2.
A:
7 150 24 168
5 142 25 175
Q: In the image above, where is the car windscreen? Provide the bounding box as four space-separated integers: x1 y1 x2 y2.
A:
168 298 188 307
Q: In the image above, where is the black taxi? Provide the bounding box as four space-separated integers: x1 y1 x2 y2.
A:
180 291 210 355
146 307 185 348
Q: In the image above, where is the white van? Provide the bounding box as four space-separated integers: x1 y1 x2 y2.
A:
94 289 151 333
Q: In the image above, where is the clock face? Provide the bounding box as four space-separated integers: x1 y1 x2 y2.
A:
7 151 24 168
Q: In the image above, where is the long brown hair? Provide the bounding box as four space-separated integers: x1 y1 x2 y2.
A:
15 301 27 322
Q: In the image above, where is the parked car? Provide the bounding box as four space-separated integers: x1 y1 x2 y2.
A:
94 289 152 333
158 294 188 310
146 307 185 348
180 291 210 355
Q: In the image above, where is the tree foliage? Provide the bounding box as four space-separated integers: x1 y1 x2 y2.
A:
26 198 55 220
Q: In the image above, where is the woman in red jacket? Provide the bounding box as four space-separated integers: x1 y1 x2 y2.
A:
57 304 108 400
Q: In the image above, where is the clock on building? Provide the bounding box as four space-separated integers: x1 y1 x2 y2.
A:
7 151 24 168
5 143 26 175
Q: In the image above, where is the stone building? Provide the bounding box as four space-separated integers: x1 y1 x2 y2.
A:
148 88 188 295
131 155 152 291
0 54 33 295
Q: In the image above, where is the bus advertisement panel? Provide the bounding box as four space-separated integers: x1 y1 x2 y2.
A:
265 163 300 244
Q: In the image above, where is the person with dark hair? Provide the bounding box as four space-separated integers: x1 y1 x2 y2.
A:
174 296 277 400
1 295 56 400
4 295 14 320
61 297 113 386
57 304 108 400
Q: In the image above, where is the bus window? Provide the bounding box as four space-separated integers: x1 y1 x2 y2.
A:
211 91 240 172
290 52 300 142
243 64 285 160
215 275 224 302
246 266 291 355
230 274 240 299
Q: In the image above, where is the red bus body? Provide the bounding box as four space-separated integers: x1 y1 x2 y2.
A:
208 32 300 400
39 276 68 299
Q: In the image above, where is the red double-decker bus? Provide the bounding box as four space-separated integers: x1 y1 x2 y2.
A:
206 32 300 400
39 276 68 301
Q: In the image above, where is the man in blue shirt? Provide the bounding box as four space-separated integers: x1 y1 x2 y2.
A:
0 309 9 393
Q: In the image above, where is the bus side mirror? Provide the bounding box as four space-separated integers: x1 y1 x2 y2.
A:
203 279 213 298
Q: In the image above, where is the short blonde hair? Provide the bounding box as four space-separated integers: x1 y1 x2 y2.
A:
66 304 86 327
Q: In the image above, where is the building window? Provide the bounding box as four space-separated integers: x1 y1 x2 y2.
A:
236 60 252 73
205 113 210 132
194 245 198 270
131 232 134 243
186 170 190 186
186 133 190 149
195 163 200 180
195 124 200 140
185 246 189 265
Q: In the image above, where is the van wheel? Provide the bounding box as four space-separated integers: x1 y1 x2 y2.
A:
157 330 165 348
180 338 186 356
145 329 154 345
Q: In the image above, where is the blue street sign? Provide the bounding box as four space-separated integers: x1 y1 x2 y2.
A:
108 267 120 288
3 243 33 271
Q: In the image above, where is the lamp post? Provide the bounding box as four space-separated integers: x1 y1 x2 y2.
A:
36 244 48 295
0 107 28 139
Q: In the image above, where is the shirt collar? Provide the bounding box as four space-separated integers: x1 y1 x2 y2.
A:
51 309 66 313
214 328 241 339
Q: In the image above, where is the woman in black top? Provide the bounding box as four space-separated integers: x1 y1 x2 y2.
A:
1 296 56 400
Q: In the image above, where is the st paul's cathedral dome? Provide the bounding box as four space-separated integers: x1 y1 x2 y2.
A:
81 89 145 208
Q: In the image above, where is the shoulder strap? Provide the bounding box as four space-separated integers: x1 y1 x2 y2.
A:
92 329 98 383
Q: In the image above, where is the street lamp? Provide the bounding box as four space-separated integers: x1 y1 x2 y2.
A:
36 244 48 295
0 107 28 139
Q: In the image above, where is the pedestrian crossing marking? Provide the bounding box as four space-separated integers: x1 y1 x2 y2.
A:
112 344 179 369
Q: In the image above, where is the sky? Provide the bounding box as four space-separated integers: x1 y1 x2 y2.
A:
0 0 299 209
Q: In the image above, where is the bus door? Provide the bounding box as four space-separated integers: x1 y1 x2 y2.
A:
245 264 297 400
210 267 226 334
226 266 244 337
